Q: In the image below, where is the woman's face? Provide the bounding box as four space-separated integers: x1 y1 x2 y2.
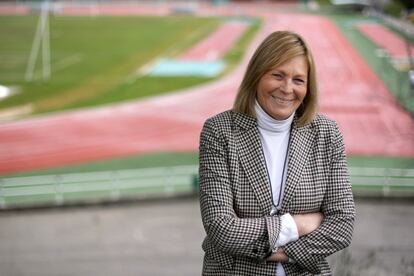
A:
256 55 308 120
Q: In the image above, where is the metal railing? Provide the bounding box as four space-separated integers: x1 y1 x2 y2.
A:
349 167 414 197
0 165 199 209
0 165 413 209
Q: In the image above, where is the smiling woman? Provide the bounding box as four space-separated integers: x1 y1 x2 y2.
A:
198 31 355 275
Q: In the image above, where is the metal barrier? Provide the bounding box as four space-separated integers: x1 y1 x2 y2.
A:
0 166 413 209
349 167 414 197
0 165 198 209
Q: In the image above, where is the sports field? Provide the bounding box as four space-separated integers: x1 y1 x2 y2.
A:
0 15 227 115
0 2 413 208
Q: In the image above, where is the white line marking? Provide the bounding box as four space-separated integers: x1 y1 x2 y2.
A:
52 53 83 73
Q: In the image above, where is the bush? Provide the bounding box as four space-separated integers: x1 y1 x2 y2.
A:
384 0 405 17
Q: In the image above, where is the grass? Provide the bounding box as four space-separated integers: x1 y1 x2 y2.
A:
60 75 215 110
0 15 261 116
347 156 414 169
0 15 222 114
61 16 262 111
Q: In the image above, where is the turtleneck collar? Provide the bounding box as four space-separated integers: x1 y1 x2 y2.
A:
255 100 294 133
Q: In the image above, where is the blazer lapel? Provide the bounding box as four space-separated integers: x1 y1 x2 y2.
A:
282 120 315 210
233 112 273 216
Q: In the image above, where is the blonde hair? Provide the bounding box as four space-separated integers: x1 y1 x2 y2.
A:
233 31 318 126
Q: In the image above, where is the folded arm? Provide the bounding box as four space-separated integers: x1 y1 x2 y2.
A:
283 125 356 274
199 119 281 261
267 212 324 262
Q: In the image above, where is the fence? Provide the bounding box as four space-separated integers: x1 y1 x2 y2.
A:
0 165 413 209
349 167 414 197
0 165 199 209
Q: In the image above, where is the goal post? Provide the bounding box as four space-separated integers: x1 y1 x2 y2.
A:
25 0 51 82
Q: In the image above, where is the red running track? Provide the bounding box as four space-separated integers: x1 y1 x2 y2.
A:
0 5 29 15
180 22 249 61
277 15 414 157
61 4 170 16
357 23 414 59
1 8 414 175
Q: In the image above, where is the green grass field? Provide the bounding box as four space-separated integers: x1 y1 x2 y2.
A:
0 15 259 115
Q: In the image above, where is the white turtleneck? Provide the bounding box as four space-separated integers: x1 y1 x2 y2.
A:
255 101 299 276
255 101 293 209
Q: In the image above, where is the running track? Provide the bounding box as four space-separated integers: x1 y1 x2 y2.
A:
1 4 414 175
179 21 249 61
357 23 414 59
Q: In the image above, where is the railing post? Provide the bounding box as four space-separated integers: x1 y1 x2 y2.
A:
382 168 391 197
192 174 199 193
164 167 174 194
110 171 120 201
54 175 64 205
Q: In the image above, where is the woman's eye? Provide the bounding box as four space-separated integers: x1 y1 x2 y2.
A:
272 73 283 79
294 79 305 84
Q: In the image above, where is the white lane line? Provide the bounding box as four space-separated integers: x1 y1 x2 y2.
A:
52 53 83 73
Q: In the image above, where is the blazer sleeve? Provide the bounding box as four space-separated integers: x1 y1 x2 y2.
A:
199 117 281 261
283 123 356 274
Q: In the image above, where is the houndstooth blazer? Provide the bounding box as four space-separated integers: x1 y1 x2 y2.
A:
199 110 355 276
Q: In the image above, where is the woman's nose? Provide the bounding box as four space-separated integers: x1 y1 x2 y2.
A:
280 79 293 93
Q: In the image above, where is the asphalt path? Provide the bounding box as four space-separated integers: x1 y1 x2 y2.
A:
0 197 413 276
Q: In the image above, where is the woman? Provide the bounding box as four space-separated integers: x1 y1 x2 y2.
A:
198 31 355 275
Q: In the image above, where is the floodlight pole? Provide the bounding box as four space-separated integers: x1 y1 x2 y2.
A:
25 0 51 82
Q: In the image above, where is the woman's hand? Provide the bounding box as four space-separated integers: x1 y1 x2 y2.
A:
267 213 324 263
266 248 288 262
293 212 324 237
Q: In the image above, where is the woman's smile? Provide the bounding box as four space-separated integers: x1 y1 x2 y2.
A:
271 95 296 106
256 55 308 120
